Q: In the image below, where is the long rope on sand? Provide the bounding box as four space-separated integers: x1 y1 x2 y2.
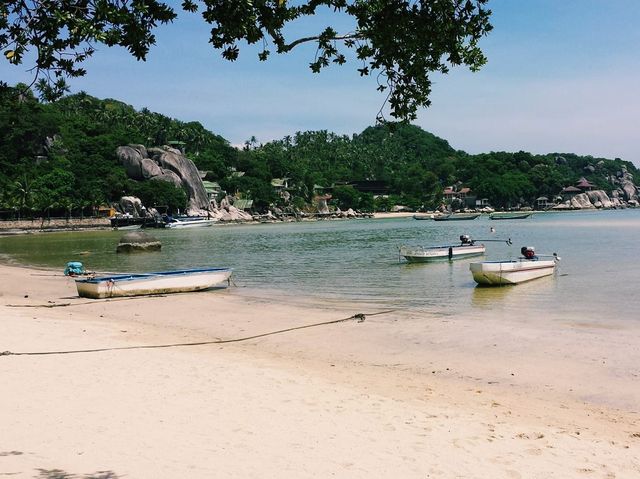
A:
0 310 395 357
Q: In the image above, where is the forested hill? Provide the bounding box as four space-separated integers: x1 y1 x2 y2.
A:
1 87 637 215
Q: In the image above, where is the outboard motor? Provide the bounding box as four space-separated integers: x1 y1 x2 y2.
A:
460 234 472 245
521 246 536 260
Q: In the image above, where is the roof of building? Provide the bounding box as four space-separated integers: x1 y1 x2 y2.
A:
561 186 582 193
459 187 471 194
271 178 288 187
202 181 222 193
576 177 595 188
234 199 254 209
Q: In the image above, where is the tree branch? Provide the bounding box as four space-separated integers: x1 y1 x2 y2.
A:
282 32 361 52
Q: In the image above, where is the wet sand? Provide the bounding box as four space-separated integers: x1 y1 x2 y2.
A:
1 263 639 478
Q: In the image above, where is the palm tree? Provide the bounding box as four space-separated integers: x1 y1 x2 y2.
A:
12 175 35 220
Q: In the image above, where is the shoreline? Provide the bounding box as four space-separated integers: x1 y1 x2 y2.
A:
1 262 639 477
0 214 405 236
2 209 632 236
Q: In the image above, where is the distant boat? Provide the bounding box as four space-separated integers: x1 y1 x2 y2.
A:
110 216 161 229
412 214 434 220
433 213 481 221
164 216 218 229
489 212 533 220
75 267 232 299
470 247 559 286
399 235 485 262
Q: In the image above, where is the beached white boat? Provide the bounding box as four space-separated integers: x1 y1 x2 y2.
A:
470 247 559 285
399 235 486 262
165 217 218 229
75 267 232 299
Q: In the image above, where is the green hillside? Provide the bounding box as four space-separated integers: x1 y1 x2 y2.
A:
1 86 637 216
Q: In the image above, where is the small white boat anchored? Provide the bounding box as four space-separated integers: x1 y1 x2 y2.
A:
75 267 232 299
399 235 487 262
165 216 218 229
470 247 560 286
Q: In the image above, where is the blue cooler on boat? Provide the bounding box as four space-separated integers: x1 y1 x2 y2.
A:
64 261 85 276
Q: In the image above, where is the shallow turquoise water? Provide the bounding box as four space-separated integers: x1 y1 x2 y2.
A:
1 210 639 322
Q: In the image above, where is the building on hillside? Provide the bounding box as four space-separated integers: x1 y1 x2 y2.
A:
475 198 491 208
560 185 582 200
271 178 291 200
228 167 245 178
535 196 553 210
202 181 223 202
167 140 186 154
576 177 595 191
443 186 476 208
233 199 254 211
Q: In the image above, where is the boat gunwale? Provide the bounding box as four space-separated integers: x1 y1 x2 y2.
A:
75 267 232 284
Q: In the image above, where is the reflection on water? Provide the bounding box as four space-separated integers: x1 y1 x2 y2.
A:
1 209 639 323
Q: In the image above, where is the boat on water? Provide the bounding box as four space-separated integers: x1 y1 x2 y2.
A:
469 247 560 286
75 267 233 299
399 235 486 262
110 215 164 230
489 212 533 220
433 212 481 221
164 216 219 229
413 214 434 220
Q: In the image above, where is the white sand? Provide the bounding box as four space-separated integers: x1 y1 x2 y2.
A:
1 263 639 478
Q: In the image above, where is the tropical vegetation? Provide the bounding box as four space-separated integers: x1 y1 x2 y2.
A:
0 87 637 218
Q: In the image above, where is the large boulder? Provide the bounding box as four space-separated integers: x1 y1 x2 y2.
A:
569 193 595 209
155 149 210 213
116 145 145 180
150 171 183 188
141 158 163 179
119 196 143 217
587 190 613 209
621 181 637 201
116 230 161 253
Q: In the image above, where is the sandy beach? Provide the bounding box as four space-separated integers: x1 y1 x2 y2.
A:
1 263 639 478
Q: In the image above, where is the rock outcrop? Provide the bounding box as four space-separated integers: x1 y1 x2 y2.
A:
116 145 210 215
119 196 144 217
553 188 636 210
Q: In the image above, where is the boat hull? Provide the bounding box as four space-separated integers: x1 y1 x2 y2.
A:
489 213 532 220
400 244 485 262
75 267 232 299
433 213 481 221
469 260 555 285
165 218 218 228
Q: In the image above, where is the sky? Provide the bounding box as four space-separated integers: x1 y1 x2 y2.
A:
3 0 640 165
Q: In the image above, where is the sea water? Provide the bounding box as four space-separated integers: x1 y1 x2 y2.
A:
1 209 639 324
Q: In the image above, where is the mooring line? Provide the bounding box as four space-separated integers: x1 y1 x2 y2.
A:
0 310 395 357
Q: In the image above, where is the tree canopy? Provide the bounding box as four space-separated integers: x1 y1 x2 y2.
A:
1 0 492 118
